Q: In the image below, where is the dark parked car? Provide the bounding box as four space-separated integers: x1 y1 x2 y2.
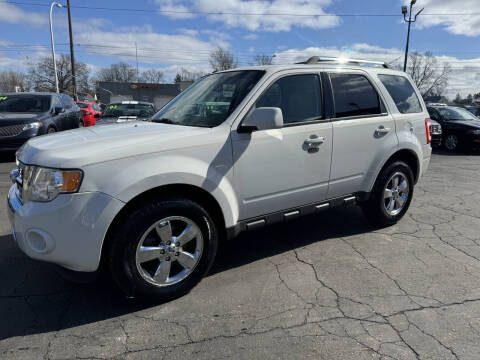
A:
427 105 480 151
0 92 83 151
94 101 156 125
457 105 480 117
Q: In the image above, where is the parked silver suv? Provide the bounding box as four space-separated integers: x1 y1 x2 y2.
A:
8 57 432 300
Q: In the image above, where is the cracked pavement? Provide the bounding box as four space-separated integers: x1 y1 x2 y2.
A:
1 151 480 359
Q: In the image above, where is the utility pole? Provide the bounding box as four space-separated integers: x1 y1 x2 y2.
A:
66 0 77 100
135 42 139 82
402 0 424 72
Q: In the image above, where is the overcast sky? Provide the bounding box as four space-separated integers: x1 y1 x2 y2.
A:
1 0 479 97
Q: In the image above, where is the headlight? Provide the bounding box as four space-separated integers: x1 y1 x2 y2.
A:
22 166 83 202
429 124 442 135
22 122 43 131
469 129 480 136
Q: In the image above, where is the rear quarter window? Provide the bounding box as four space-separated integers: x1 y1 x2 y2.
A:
378 75 423 114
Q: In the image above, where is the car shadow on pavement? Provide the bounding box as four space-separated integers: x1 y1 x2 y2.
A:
0 205 375 341
0 151 15 164
432 148 480 156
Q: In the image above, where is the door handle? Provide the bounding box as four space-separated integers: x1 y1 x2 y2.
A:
304 136 325 148
375 126 391 136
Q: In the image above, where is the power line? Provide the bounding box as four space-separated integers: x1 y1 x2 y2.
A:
5 1 480 17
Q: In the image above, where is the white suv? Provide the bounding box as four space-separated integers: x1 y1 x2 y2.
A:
8 57 432 299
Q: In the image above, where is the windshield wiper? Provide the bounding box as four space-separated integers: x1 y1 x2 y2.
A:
153 118 178 125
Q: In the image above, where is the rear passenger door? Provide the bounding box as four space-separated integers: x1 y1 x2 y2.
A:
327 72 397 199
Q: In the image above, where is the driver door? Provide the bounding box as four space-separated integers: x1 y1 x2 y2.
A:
231 73 333 220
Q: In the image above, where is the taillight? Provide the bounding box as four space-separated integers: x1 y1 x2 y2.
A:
425 118 432 144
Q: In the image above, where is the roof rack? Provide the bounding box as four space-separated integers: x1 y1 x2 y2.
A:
296 56 390 69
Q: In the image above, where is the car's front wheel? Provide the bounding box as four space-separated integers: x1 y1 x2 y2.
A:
361 161 414 227
109 197 218 300
444 134 459 151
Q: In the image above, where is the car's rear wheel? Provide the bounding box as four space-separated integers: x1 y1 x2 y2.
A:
47 126 56 134
109 197 218 300
361 161 414 226
444 134 459 151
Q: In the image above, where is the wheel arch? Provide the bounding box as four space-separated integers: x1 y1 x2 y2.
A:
100 183 227 270
378 148 420 185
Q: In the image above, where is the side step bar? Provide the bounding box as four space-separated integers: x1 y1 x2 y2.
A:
239 194 357 235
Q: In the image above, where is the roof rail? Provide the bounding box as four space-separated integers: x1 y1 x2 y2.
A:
296 56 390 69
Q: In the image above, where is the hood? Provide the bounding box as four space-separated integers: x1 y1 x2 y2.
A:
17 121 212 168
0 112 44 125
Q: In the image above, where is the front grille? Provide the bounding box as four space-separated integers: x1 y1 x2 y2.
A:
0 124 25 137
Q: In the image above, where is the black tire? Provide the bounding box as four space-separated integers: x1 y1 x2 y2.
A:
47 126 56 134
79 120 84 128
444 134 459 151
109 197 218 300
361 161 414 227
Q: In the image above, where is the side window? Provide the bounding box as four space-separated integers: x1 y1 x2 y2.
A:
255 74 322 125
60 95 74 109
378 75 423 114
93 104 100 111
330 74 383 118
52 95 62 109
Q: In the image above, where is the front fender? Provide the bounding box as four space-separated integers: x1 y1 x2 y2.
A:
81 153 239 228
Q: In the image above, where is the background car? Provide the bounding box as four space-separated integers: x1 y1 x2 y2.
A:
457 105 480 117
427 105 480 151
0 92 82 151
429 119 443 148
94 101 156 125
76 101 102 127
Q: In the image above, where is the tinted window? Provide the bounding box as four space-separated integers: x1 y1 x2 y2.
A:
256 74 322 124
378 75 422 114
103 103 155 118
77 103 89 109
330 74 382 118
0 95 51 113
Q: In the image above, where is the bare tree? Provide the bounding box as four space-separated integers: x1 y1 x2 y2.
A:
96 62 137 83
139 69 164 83
406 51 451 97
209 47 237 72
174 68 205 82
27 54 91 96
0 70 28 92
253 54 274 65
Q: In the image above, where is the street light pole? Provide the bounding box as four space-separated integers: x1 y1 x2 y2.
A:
402 1 424 72
49 2 63 93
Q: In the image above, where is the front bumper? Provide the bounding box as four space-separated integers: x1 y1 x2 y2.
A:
7 184 124 272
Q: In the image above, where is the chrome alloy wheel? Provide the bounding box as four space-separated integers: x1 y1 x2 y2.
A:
135 216 203 287
383 172 409 216
445 134 458 151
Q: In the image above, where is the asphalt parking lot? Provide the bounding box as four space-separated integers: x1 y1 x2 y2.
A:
1 151 480 360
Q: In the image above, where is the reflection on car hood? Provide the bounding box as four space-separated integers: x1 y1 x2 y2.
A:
17 121 212 168
0 112 45 125
95 116 151 125
447 120 480 129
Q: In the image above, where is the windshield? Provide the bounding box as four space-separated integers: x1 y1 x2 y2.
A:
0 95 51 113
102 103 155 118
151 70 265 127
437 107 479 121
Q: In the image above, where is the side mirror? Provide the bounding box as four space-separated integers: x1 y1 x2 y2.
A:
94 113 100 119
239 107 284 133
54 106 65 115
